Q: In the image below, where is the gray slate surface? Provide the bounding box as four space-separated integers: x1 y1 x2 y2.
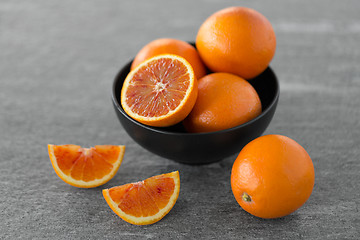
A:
1 0 359 239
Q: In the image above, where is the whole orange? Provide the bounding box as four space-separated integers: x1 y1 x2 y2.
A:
196 7 276 79
231 135 315 219
183 72 262 133
131 38 207 79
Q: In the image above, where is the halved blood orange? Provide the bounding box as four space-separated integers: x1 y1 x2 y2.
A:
121 54 198 127
102 171 180 225
48 144 125 188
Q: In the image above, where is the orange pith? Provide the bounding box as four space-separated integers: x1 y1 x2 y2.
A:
121 54 198 127
103 171 180 225
48 144 125 188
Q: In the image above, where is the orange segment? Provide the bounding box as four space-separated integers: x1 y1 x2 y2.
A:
121 54 198 127
103 171 180 225
48 144 125 188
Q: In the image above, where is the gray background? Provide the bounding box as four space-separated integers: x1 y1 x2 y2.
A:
1 0 359 239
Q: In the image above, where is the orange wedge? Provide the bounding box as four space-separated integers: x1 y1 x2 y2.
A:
48 144 125 188
102 171 180 225
121 54 198 127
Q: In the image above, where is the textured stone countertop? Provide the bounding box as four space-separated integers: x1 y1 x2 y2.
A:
1 0 359 239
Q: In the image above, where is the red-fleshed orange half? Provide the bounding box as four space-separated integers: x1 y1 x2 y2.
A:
121 54 198 127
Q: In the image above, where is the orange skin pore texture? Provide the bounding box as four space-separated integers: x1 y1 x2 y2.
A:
196 6 276 79
184 72 262 133
231 135 315 219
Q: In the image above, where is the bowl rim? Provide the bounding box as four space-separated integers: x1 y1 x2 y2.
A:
112 60 280 137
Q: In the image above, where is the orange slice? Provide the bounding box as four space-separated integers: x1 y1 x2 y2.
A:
48 144 125 188
102 171 180 225
121 54 198 127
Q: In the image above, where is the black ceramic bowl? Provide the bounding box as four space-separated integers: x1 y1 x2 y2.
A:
112 61 279 164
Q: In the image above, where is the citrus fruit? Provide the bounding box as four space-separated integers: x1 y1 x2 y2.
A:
48 144 125 188
231 135 315 219
196 7 276 79
131 38 207 79
102 171 180 225
121 54 198 127
183 72 262 133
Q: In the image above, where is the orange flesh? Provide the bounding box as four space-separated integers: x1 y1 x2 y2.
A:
125 58 190 118
108 175 175 217
52 145 121 182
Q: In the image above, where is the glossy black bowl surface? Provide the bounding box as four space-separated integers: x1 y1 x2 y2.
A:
112 61 279 164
